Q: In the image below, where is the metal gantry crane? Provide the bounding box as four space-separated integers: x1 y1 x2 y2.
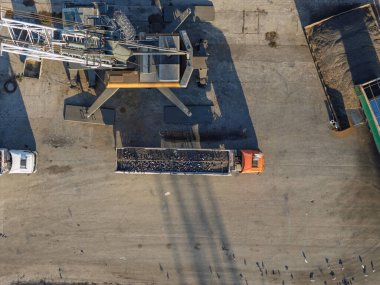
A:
0 2 213 124
0 5 132 68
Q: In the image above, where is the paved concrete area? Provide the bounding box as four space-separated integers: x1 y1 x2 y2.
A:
0 0 380 284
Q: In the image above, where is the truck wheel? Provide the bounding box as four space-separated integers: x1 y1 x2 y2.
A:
4 79 17 93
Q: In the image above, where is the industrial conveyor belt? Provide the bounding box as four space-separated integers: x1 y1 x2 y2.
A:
116 147 232 175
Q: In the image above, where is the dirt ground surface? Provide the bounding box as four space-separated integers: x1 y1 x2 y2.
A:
0 0 380 285
305 4 380 129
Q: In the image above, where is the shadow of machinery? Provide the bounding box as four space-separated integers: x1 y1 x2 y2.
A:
154 174 243 285
105 0 258 150
185 19 258 151
147 1 253 284
0 58 36 151
0 0 38 151
22 0 257 151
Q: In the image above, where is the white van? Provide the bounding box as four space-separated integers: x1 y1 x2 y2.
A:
0 148 37 175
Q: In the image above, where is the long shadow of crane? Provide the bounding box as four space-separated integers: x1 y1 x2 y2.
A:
150 1 257 284
154 174 244 284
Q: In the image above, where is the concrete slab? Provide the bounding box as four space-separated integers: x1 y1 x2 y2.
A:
64 105 115 125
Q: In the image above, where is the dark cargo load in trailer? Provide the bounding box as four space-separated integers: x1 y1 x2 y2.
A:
116 147 264 175
116 147 232 175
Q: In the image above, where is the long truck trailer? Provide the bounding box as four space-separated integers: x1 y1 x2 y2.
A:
304 4 380 131
355 79 380 153
116 147 264 175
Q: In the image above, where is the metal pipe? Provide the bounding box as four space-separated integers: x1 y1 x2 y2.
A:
132 51 188 56
107 82 180 89
122 41 189 55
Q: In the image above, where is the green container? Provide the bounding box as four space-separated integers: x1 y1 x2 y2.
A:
355 85 380 153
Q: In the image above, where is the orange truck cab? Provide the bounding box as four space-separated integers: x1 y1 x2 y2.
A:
239 150 264 174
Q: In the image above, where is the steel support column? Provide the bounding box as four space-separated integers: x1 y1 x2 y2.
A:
86 88 119 118
158 88 192 117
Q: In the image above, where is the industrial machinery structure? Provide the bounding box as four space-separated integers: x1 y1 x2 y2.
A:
355 79 380 153
0 148 37 175
0 3 264 175
0 2 213 124
116 147 264 175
